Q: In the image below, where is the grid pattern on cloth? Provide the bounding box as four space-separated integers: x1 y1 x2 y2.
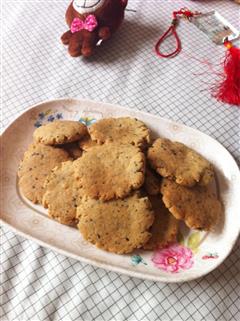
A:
1 0 240 320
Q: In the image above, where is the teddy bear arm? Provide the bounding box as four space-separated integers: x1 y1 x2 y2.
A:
61 30 72 45
98 26 111 40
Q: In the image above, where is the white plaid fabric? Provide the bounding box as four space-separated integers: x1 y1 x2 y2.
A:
1 1 240 320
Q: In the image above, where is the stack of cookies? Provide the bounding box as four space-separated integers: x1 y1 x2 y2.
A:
18 117 222 254
148 138 222 231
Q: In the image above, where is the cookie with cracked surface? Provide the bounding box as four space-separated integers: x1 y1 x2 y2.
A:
33 120 87 145
42 161 83 226
144 167 161 195
18 143 70 204
143 196 179 250
89 117 151 148
74 143 145 201
77 193 154 254
147 138 214 187
160 178 222 231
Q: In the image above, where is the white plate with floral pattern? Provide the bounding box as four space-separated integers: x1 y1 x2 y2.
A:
1 98 240 283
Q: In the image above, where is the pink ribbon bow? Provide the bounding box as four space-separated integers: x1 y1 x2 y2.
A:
70 15 98 33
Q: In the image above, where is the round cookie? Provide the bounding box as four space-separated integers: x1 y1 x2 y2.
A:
61 142 82 159
77 193 154 254
74 143 145 201
78 134 98 151
148 138 214 187
18 143 70 204
42 161 83 226
144 167 161 195
89 117 151 148
33 120 87 145
160 179 222 231
143 196 179 250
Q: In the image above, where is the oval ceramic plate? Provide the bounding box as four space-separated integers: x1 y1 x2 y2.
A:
1 98 240 283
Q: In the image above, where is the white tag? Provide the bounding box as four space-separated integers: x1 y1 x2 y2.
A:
191 11 239 44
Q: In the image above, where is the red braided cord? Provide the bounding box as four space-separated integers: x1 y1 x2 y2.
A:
155 8 195 58
155 23 181 58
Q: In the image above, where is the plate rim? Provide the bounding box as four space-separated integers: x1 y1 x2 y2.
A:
1 97 240 283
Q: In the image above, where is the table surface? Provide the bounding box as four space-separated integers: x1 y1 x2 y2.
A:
1 1 240 320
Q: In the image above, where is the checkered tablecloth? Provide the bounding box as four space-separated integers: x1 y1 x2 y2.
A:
1 1 240 320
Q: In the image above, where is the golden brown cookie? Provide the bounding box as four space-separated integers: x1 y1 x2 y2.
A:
62 142 82 159
78 134 98 151
77 193 154 254
18 143 70 204
160 179 222 231
33 121 87 145
144 167 161 195
89 117 151 148
148 138 214 187
42 161 83 226
74 143 145 201
143 196 179 250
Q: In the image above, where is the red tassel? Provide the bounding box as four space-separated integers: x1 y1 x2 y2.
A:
212 41 240 106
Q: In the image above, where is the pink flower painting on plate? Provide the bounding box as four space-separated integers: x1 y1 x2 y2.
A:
152 244 194 273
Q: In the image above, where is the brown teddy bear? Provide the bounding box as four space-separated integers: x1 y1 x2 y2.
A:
61 0 128 57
